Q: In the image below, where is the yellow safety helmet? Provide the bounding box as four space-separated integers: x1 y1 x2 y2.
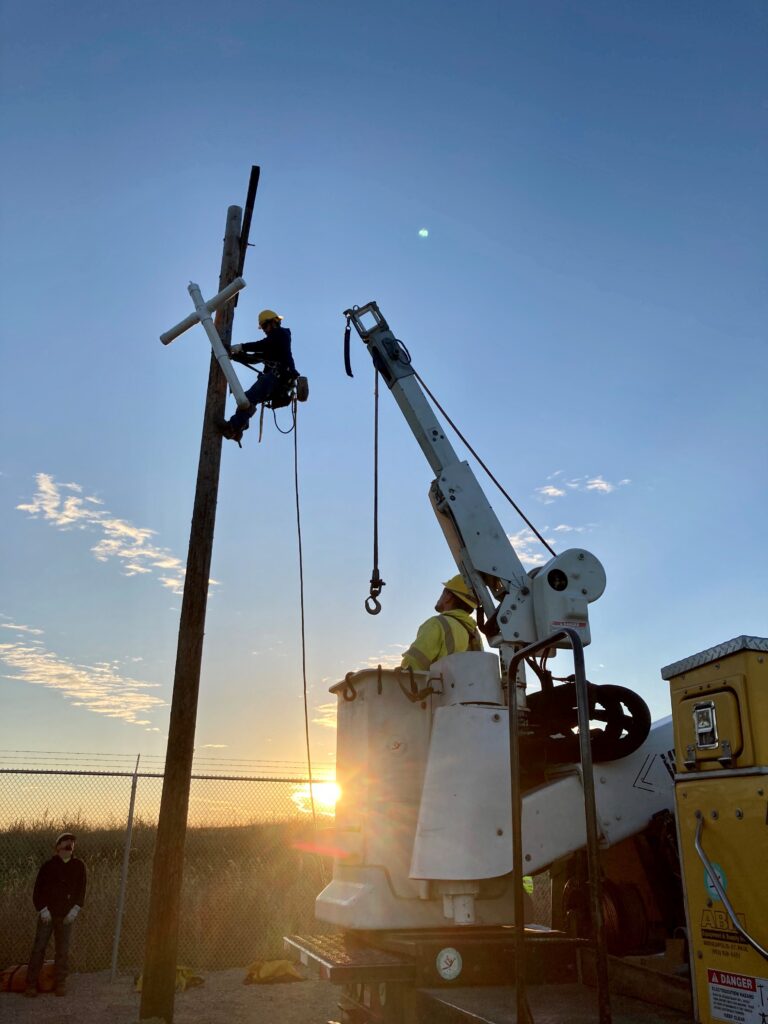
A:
442 574 478 609
258 309 283 327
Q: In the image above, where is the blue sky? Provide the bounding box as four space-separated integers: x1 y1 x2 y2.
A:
1 1 765 766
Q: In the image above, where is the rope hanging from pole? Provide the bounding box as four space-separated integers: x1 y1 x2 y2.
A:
292 399 318 826
365 368 385 615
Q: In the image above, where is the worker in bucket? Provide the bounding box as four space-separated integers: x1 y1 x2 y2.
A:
217 308 300 443
25 832 87 998
401 574 483 671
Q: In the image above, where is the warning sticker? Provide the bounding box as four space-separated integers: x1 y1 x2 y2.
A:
707 968 768 1023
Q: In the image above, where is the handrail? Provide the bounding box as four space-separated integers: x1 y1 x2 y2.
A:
508 628 611 1024
694 815 768 960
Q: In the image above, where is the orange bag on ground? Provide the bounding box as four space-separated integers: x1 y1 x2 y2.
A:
1 961 55 993
243 959 303 984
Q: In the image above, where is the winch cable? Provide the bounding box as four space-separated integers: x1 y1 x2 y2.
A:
413 369 556 559
365 369 386 615
291 399 317 826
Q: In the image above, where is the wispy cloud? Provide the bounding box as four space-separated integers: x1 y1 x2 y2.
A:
0 636 165 725
201 743 228 749
313 702 337 730
507 529 558 567
536 485 566 501
17 473 217 596
363 645 406 670
1 621 45 636
535 474 630 502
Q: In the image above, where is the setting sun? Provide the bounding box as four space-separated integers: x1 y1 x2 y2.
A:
291 781 340 817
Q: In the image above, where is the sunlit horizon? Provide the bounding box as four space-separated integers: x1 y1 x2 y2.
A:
290 781 340 818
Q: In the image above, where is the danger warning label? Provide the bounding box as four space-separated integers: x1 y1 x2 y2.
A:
707 968 768 1023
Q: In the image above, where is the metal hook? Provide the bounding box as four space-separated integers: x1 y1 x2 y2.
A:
365 594 382 615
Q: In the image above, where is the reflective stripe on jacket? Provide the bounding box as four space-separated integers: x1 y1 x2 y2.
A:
401 609 482 671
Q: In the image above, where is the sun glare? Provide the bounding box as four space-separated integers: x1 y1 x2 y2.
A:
291 781 340 817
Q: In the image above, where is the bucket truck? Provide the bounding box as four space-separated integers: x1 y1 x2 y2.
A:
286 304 767 1024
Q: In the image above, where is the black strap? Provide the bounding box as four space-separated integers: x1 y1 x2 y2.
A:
395 666 434 703
344 315 354 378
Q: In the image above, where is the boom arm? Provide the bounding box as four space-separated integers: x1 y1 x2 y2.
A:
344 302 607 663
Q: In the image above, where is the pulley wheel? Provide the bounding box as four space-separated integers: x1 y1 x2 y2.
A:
527 680 651 763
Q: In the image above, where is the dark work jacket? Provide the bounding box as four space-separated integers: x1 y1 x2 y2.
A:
32 856 87 917
235 325 297 379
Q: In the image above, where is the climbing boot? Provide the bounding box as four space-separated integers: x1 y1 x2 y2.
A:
214 417 243 443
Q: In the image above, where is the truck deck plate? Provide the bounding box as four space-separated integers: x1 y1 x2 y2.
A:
417 984 694 1024
284 932 417 984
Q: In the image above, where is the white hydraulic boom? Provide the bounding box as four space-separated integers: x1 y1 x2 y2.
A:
344 303 607 671
308 301 670 940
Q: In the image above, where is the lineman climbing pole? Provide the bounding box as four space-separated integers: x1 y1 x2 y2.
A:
139 167 259 1023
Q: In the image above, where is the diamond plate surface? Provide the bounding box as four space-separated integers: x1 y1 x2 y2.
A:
418 983 693 1023
660 635 768 679
284 932 417 983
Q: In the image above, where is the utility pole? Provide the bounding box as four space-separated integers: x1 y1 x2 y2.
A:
140 170 258 1022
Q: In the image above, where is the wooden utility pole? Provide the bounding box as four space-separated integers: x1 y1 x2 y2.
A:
139 200 245 1023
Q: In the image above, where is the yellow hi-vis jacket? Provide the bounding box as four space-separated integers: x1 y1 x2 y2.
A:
401 609 483 671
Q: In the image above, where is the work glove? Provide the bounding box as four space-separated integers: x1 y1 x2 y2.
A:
230 344 244 356
63 905 80 925
39 907 52 923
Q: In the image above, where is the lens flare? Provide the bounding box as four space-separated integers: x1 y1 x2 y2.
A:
291 780 340 817
418 228 429 238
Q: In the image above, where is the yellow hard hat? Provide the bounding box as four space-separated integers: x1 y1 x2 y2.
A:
442 574 478 609
258 309 283 327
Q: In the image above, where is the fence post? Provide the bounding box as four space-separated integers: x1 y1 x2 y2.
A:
111 755 140 981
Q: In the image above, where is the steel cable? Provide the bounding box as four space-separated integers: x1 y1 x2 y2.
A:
413 369 556 558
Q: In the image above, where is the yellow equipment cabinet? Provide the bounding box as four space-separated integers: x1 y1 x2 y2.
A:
663 636 768 1024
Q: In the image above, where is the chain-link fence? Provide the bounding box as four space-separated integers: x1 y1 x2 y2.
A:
1 760 551 976
0 765 332 973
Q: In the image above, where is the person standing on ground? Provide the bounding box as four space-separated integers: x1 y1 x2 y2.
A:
218 308 299 443
25 832 87 998
401 574 483 671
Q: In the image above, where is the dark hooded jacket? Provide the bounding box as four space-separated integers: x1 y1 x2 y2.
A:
32 856 87 917
235 325 297 380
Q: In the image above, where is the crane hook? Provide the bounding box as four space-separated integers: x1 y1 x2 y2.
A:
365 572 385 615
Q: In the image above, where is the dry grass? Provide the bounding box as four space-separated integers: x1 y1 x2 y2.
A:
1 816 330 972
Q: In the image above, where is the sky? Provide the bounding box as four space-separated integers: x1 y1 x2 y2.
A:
0 0 766 769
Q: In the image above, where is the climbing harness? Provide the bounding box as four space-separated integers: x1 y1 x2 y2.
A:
365 368 386 615
226 365 308 446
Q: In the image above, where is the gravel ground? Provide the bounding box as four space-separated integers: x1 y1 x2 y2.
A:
1 967 343 1023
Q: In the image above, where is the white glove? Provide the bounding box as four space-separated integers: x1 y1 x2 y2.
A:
39 907 51 923
63 905 80 925
230 344 244 356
